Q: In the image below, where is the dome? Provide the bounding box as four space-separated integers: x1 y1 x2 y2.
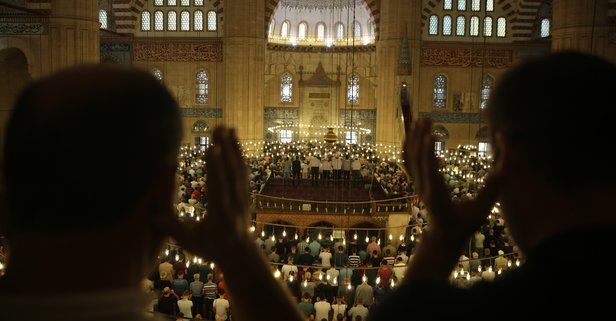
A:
268 0 375 47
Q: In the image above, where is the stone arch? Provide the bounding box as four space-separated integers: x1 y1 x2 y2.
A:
475 125 489 141
0 37 39 78
432 124 450 140
420 0 517 34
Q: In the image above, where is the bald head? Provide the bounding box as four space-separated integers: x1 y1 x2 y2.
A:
4 65 181 231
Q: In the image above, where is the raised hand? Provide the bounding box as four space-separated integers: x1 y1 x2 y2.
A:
403 119 500 243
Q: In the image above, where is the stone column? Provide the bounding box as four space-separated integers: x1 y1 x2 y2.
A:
223 0 265 143
552 0 615 61
375 0 418 147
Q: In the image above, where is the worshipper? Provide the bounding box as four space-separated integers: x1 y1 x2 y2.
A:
332 156 342 179
189 273 204 317
377 260 393 286
203 274 218 320
310 155 321 183
298 293 315 319
348 248 361 268
282 257 299 280
177 291 194 319
0 66 305 321
338 278 355 308
382 249 396 266
366 237 381 257
269 247 280 263
213 290 230 321
354 278 374 307
331 297 348 320
370 52 616 319
309 238 322 257
292 156 302 186
283 157 293 180
158 287 179 316
348 300 369 321
320 247 333 267
172 272 189 296
322 157 333 181
494 250 508 271
393 257 407 282
334 245 349 267
342 156 351 179
314 296 332 321
160 258 175 282
155 271 173 296
297 247 316 266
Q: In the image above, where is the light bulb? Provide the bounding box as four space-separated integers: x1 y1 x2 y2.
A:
347 284 352 290
193 257 198 263
318 233 322 240
261 230 265 237
354 233 358 240
282 230 287 237
249 226 256 232
306 236 310 243
289 275 294 282
399 235 404 241
453 271 458 278
271 235 275 242
389 234 393 241
498 269 502 275
175 254 179 262
319 274 323 280
326 274 331 280
210 262 215 269
411 235 415 242
478 265 482 272
365 236 369 243
274 269 281 278
165 249 170 256
198 258 203 264
390 279 395 288
295 233 299 240
362 275 367 283
303 280 308 287
333 278 337 285
515 259 520 267
376 277 381 284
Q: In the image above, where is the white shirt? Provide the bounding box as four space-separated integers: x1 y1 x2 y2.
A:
310 156 321 168
326 268 339 286
352 160 361 170
177 299 193 318
214 298 230 320
393 263 407 281
319 252 332 267
481 270 495 281
349 305 369 320
322 161 333 171
332 304 347 319
332 158 342 170
314 301 331 321
282 264 298 280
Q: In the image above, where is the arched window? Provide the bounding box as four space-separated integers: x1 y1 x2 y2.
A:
154 11 164 31
472 0 480 11
181 11 190 31
279 130 293 143
152 68 163 82
167 0 176 5
196 70 208 104
367 19 373 37
194 0 204 5
429 15 438 35
298 22 308 40
444 0 452 10
167 11 177 31
456 16 466 36
483 16 493 36
154 0 163 5
281 20 290 38
540 18 550 38
458 0 467 10
433 74 447 109
141 11 151 31
336 22 345 40
353 21 361 39
442 15 452 35
207 11 217 31
497 17 506 37
432 125 449 155
480 74 494 110
316 23 326 41
180 0 189 5
486 0 494 11
280 72 292 103
268 19 275 36
194 10 203 31
347 74 359 104
99 10 108 29
470 16 479 36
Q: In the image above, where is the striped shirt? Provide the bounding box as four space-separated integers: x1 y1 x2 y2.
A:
203 282 218 299
348 255 361 267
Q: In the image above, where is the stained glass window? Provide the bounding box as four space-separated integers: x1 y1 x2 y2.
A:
443 15 452 35
435 141 445 155
484 16 492 36
470 16 479 36
317 23 325 41
478 142 490 157
181 11 190 31
497 17 506 37
444 0 452 10
480 74 494 110
154 11 164 31
353 21 361 39
336 23 344 40
456 16 465 36
180 0 189 6
472 0 480 11
298 22 307 40
194 10 203 31
99 10 108 29
168 0 177 5
281 21 289 38
486 0 494 11
280 72 292 103
152 68 163 82
458 0 467 10
269 19 275 36
429 15 438 35
194 0 204 5
196 70 208 104
154 0 163 5
345 131 358 144
141 11 151 31
433 74 447 109
540 18 550 38
347 74 359 104
279 130 293 143
207 11 217 31
168 11 177 31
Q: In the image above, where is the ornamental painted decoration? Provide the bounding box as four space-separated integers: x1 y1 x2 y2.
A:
420 47 513 68
133 41 223 62
0 23 45 34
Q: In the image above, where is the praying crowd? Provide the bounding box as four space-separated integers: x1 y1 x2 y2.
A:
144 202 519 321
